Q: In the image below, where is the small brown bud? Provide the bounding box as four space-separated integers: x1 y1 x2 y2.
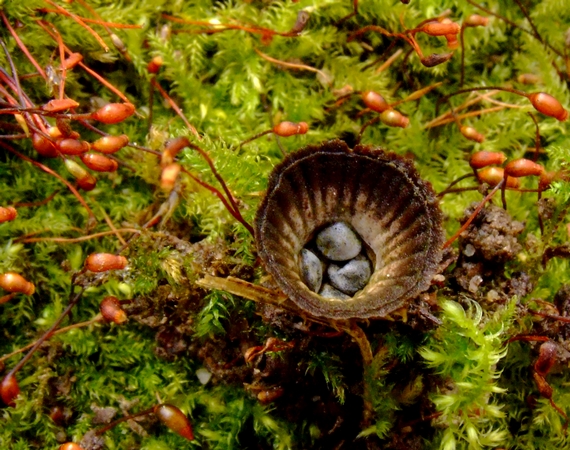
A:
85 253 127 272
80 154 119 172
154 404 194 441
91 103 136 124
528 92 568 121
362 91 389 113
59 443 85 450
0 206 17 223
91 135 129 154
147 56 164 74
57 138 90 156
42 98 80 112
32 133 58 158
100 296 127 324
478 167 520 188
504 159 544 178
469 151 506 169
379 109 409 128
460 126 486 143
273 121 308 137
1 374 20 406
0 272 35 295
420 21 460 37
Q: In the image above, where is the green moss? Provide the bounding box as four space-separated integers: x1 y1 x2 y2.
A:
1 0 570 448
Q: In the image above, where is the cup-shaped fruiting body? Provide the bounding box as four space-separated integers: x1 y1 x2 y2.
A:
362 91 389 113
528 92 568 121
85 253 127 272
0 206 17 223
0 272 35 295
255 140 444 320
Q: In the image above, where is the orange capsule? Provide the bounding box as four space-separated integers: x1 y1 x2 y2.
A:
379 109 409 128
161 163 181 191
91 134 129 154
464 14 489 27
1 374 20 407
147 56 164 74
478 167 520 188
0 206 17 223
460 126 485 143
154 404 194 441
85 253 127 272
76 175 97 191
91 103 136 124
100 296 127 324
32 133 58 158
273 121 309 137
57 138 90 155
361 91 389 113
469 151 506 169
528 92 568 121
0 272 35 295
42 98 80 112
80 153 119 172
420 21 461 37
59 443 85 450
504 158 544 178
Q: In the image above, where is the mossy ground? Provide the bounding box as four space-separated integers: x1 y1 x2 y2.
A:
1 1 570 449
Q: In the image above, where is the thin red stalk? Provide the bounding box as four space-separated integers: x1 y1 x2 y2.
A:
0 11 47 80
180 166 254 237
43 0 109 51
0 38 26 109
95 406 155 435
6 288 84 379
163 14 295 38
150 78 200 139
443 180 504 249
36 20 130 103
18 229 141 244
0 141 97 224
39 7 141 29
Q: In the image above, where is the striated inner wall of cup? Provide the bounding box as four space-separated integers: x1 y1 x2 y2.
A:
255 139 444 320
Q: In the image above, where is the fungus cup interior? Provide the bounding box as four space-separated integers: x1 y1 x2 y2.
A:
255 140 444 320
